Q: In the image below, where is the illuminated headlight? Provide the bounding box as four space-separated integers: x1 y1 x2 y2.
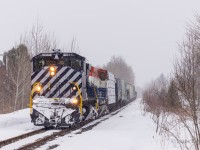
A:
70 98 79 105
49 66 56 76
35 85 42 92
50 71 55 76
50 66 55 72
33 99 38 103
72 86 77 91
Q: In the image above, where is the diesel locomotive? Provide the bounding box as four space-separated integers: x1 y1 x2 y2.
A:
30 50 137 128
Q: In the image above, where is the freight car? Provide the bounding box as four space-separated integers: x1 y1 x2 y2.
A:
115 78 137 107
30 50 137 128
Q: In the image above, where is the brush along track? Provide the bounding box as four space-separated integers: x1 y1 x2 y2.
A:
0 128 46 148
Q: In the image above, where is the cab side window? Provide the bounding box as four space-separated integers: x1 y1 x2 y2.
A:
71 57 82 69
33 58 45 71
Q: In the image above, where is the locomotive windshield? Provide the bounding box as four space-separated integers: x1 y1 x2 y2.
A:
32 54 83 72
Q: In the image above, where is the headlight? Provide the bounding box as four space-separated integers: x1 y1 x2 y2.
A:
35 85 42 92
72 86 77 91
70 98 79 105
49 66 56 76
50 71 55 76
33 99 38 103
50 66 55 72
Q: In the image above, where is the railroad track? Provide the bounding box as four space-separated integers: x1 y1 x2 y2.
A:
17 106 128 150
0 128 46 148
16 119 94 150
0 102 131 150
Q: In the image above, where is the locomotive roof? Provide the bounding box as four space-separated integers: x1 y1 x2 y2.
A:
31 52 85 61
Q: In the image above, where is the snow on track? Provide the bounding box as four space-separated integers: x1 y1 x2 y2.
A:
37 98 168 150
0 99 178 150
2 130 60 150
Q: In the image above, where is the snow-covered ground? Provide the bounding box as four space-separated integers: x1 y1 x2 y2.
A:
0 109 42 141
38 98 178 150
0 98 179 150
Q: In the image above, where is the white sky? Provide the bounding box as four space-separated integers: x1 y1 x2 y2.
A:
0 0 200 88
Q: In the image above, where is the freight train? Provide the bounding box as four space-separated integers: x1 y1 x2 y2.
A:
30 50 137 128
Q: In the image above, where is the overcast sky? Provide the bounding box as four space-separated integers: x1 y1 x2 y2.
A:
0 0 200 88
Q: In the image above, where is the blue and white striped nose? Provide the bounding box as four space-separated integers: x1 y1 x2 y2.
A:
31 66 82 99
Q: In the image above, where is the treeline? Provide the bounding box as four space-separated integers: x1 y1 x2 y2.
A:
103 56 135 85
0 45 30 113
142 15 200 150
0 22 57 113
0 22 135 114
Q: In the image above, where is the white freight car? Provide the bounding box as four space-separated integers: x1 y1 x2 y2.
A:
107 72 116 104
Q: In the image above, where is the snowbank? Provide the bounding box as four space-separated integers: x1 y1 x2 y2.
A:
0 108 42 141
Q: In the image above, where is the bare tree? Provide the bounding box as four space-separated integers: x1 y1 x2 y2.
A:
0 65 7 113
142 74 168 133
0 20 59 113
62 37 80 54
157 15 200 150
166 79 181 109
68 37 80 53
104 56 135 84
2 45 31 112
21 20 57 56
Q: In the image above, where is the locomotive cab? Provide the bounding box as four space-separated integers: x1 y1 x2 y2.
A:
30 51 87 128
32 51 85 72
